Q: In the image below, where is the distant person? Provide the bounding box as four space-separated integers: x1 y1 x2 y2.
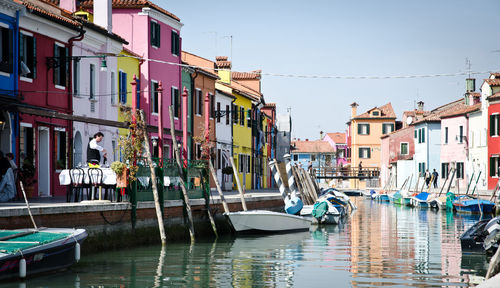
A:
432 169 439 188
87 132 107 167
358 161 363 177
424 169 431 188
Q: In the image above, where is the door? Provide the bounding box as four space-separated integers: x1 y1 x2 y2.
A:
73 131 82 167
38 127 50 197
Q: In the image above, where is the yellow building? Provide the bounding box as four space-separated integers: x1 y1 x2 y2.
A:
117 48 141 138
348 102 396 188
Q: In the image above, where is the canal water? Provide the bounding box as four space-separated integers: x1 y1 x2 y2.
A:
3 198 492 287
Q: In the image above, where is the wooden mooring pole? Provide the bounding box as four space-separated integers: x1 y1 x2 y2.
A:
230 156 247 211
139 110 166 245
168 106 195 242
208 161 230 214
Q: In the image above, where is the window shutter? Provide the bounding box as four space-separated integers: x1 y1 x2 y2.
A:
156 24 161 47
422 129 425 143
32 37 36 78
7 29 12 73
64 47 69 86
490 115 495 136
171 30 175 54
53 44 58 84
19 34 24 73
367 148 371 159
357 124 361 134
366 124 370 135
491 157 495 177
150 21 154 45
414 129 417 138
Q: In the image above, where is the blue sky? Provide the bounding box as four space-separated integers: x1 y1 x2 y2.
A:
157 0 500 139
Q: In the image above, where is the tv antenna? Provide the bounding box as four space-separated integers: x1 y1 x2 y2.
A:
465 57 472 78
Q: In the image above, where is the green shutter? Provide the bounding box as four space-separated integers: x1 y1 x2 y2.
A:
491 157 495 177
357 124 361 134
490 115 495 136
366 124 370 135
414 129 417 138
367 148 371 159
422 128 425 143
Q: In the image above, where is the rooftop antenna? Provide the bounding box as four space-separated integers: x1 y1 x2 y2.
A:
465 57 472 78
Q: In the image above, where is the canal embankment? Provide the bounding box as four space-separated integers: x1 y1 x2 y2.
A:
0 189 284 253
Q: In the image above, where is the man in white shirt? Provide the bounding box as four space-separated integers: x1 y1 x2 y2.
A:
87 132 107 167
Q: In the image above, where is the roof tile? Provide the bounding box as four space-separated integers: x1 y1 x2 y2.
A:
79 0 180 22
291 140 335 153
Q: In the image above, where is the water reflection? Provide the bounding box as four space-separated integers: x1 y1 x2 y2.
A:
0 199 492 288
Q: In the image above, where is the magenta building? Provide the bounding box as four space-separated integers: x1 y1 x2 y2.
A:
80 0 183 157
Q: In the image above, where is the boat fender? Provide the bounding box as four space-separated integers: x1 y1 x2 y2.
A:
75 242 81 262
19 258 26 278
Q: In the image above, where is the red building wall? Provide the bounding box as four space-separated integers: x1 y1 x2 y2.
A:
18 30 72 197
488 102 500 189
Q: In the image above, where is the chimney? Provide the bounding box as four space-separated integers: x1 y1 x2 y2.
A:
350 102 358 118
215 56 232 84
59 0 76 12
466 78 475 93
94 0 112 33
306 138 309 141
417 101 424 111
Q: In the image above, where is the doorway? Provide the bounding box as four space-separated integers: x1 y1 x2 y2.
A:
73 131 82 167
38 127 50 197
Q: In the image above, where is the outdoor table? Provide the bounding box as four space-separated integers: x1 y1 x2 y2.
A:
59 168 117 201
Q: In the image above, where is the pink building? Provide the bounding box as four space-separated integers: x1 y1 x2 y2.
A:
323 132 348 167
439 101 480 190
80 0 183 158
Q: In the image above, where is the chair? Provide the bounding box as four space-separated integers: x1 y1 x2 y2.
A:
68 169 82 202
88 168 103 200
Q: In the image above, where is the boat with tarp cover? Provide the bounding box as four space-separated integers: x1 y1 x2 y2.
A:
0 228 87 280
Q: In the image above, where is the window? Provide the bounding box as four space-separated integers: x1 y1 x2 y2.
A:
239 154 243 173
418 162 425 177
20 125 34 167
359 147 371 159
358 123 370 135
459 126 464 143
195 143 202 160
172 87 179 118
247 109 251 128
110 71 115 104
232 104 238 124
19 32 36 79
456 162 464 179
119 71 127 104
54 129 67 170
54 44 68 87
418 128 425 143
217 149 221 169
382 123 394 134
445 127 448 144
311 155 316 161
151 80 159 114
150 21 160 47
372 111 379 116
490 114 499 137
240 107 244 126
441 163 449 179
400 142 409 155
216 102 221 123
0 26 13 74
490 156 499 177
195 89 203 115
225 104 229 125
171 30 180 56
73 59 79 96
247 155 251 174
293 154 298 161
210 94 215 118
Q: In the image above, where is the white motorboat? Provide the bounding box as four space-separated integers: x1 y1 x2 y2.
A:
225 210 312 233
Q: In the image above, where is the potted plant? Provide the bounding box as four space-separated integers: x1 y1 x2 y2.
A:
111 161 128 188
19 158 36 197
222 166 233 175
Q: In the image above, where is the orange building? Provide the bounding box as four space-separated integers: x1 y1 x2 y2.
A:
347 102 396 187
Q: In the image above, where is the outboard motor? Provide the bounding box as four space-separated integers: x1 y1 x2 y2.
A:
484 216 500 254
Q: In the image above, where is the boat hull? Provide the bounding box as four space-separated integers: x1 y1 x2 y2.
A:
0 228 87 281
225 210 312 233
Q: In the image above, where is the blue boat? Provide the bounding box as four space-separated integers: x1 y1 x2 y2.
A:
410 192 431 208
453 195 495 214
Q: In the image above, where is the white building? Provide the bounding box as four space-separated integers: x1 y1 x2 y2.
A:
215 88 234 190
